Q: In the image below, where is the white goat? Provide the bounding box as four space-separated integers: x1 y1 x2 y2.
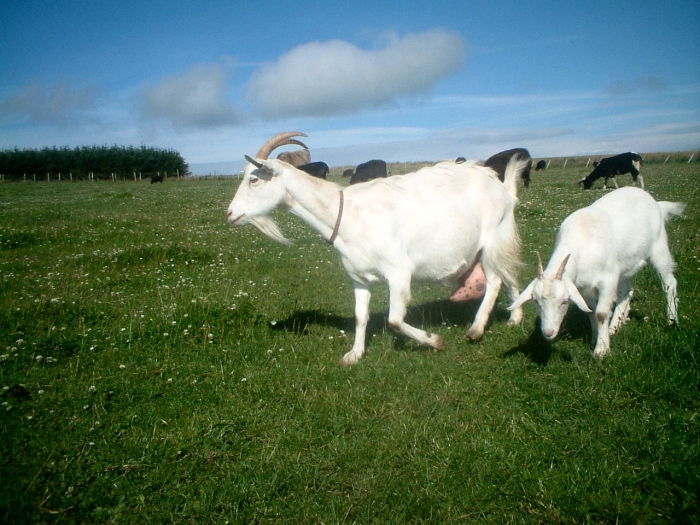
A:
509 187 684 357
227 133 529 365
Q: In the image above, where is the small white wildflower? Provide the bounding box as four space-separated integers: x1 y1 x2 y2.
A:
241 377 247 382
119 364 126 369
35 355 43 361
88 385 96 393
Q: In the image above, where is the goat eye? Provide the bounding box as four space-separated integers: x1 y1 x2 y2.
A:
249 176 259 185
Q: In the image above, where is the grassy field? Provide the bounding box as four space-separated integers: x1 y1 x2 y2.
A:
1 159 699 524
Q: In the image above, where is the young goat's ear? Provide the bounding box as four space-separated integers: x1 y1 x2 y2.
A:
565 279 592 312
508 279 536 310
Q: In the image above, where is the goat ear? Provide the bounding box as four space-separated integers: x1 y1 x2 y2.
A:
508 279 536 310
245 155 262 168
244 156 277 180
564 279 592 312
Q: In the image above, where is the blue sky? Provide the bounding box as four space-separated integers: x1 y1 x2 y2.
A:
1 0 699 174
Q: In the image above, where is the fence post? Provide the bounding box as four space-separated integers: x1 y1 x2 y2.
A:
688 153 695 163
664 154 671 164
563 158 569 169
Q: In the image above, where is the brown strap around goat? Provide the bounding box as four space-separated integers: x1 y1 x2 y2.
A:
326 190 344 245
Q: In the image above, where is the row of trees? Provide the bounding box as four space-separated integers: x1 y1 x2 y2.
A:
0 145 189 181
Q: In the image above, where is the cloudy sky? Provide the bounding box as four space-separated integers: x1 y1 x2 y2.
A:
1 0 699 174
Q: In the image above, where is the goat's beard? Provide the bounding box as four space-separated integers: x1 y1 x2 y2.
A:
248 216 292 246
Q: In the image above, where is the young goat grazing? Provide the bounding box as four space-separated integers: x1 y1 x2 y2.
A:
227 132 529 365
509 187 685 357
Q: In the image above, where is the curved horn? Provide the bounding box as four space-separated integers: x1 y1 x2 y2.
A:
255 132 308 160
284 139 309 151
535 251 544 279
555 254 571 280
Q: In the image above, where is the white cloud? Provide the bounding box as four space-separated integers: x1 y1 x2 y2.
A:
245 29 466 118
0 80 98 127
139 59 241 130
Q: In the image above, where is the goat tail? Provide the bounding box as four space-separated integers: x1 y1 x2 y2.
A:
658 201 686 222
481 200 522 293
502 156 530 199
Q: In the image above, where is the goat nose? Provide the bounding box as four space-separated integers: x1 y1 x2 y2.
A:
543 328 554 338
226 209 232 219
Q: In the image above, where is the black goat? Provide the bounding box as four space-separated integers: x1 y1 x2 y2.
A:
151 173 164 184
484 148 533 188
349 159 388 185
297 161 329 179
579 152 643 190
535 160 547 171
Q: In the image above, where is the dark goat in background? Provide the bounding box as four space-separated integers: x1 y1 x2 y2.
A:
349 159 388 185
151 173 164 184
297 161 329 179
579 152 643 190
484 148 533 188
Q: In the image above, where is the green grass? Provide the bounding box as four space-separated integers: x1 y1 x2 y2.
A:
1 162 699 524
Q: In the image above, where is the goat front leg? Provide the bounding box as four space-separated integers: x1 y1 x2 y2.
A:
387 277 443 350
466 271 502 340
593 288 615 357
609 279 633 335
339 284 371 366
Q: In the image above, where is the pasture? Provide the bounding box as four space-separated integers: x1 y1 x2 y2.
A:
1 158 699 523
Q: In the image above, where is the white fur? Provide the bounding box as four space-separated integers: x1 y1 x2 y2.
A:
228 156 529 365
509 187 684 357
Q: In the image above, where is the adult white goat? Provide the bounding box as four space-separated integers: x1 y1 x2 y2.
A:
509 187 684 357
227 132 529 365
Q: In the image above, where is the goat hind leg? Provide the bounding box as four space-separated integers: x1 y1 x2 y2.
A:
651 242 679 324
387 279 443 350
466 272 502 340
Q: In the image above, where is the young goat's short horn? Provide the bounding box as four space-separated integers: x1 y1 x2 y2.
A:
555 254 571 280
535 251 544 279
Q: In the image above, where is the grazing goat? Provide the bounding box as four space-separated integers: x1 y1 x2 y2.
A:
349 159 388 185
509 187 684 357
150 173 164 184
484 148 533 188
342 168 354 178
579 152 644 190
227 133 529 365
297 161 329 179
535 160 547 171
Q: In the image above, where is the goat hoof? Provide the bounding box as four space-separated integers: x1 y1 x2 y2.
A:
465 326 484 340
432 335 444 351
593 347 610 358
339 352 360 367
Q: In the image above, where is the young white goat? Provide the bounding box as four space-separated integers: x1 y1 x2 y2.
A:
227 133 529 365
509 187 684 357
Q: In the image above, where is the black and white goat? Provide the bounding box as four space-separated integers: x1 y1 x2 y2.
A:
228 132 528 365
579 152 644 190
509 187 684 357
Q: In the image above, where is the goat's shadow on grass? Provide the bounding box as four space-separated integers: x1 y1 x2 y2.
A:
503 307 596 365
269 298 509 353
